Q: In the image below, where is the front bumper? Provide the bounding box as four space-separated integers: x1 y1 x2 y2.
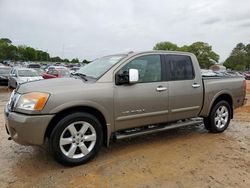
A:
4 105 55 145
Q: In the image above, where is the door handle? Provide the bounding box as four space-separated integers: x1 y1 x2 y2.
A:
192 83 200 88
156 86 167 92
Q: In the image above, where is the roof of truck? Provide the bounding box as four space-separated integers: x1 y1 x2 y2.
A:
127 50 194 56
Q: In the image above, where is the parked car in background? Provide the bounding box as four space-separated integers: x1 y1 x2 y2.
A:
244 72 250 80
224 71 243 77
45 65 64 72
41 64 48 70
42 67 70 79
27 63 41 69
8 67 43 88
70 66 80 74
26 63 44 76
201 69 216 76
0 66 11 86
33 68 45 76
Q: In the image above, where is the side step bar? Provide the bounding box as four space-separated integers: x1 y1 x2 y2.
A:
115 119 203 140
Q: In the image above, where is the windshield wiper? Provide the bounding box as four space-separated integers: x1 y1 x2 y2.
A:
73 73 88 81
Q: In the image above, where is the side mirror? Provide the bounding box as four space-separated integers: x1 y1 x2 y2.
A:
129 69 139 83
116 69 139 85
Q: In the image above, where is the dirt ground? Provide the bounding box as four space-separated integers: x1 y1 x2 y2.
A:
0 82 250 188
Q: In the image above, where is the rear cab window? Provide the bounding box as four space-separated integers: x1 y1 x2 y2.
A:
165 55 194 81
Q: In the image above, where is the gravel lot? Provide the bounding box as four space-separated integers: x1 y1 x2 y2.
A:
0 82 250 188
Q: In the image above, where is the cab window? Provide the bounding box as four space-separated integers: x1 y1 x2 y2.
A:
121 55 161 83
167 55 194 80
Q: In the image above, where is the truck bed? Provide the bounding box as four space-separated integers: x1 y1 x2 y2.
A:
199 76 246 117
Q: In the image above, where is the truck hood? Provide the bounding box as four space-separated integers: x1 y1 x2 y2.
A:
16 77 91 94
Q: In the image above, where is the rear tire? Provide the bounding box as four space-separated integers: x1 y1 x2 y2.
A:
49 112 103 166
203 118 211 131
203 100 231 133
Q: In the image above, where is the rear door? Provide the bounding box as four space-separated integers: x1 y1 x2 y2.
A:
164 54 203 121
114 54 169 130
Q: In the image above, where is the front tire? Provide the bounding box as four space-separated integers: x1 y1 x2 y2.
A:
49 112 103 166
203 100 231 133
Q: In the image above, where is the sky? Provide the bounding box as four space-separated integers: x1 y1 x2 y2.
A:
0 0 250 61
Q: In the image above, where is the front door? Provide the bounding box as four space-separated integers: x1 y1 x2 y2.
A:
114 54 169 131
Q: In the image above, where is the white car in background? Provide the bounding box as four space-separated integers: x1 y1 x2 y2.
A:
201 69 217 77
8 67 43 89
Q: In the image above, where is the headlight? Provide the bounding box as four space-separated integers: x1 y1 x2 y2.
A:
16 92 50 111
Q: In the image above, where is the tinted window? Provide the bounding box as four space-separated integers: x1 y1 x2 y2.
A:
121 55 161 83
167 55 194 80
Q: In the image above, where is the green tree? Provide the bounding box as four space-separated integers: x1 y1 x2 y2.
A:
0 40 9 60
183 42 219 69
245 44 250 70
0 38 18 61
224 43 247 71
0 37 91 64
153 41 219 69
36 50 50 61
50 56 63 62
71 58 79 63
0 38 12 44
63 58 70 62
153 41 179 51
23 47 37 61
82 59 90 64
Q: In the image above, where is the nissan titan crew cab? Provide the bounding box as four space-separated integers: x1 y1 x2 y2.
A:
4 51 247 166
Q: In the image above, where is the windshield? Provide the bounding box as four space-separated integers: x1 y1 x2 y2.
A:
0 68 11 74
76 55 126 78
18 70 39 77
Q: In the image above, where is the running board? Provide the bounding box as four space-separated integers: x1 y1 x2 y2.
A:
115 119 203 140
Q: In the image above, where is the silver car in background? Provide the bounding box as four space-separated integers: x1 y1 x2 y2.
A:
8 67 43 88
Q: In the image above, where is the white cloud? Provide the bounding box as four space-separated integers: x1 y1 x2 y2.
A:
0 0 250 61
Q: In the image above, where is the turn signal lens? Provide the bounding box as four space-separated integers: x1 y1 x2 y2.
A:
16 92 50 111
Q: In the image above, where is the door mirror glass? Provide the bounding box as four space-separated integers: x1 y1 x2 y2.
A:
129 69 139 83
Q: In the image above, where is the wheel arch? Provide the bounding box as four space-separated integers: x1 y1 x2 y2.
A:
45 106 110 146
209 93 233 119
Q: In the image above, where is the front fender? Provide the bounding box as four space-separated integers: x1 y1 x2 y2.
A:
48 100 113 146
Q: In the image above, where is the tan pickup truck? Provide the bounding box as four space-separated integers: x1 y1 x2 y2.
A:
4 51 247 166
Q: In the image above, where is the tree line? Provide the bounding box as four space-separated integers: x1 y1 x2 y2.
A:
0 38 90 64
153 41 250 70
1 37 249 70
